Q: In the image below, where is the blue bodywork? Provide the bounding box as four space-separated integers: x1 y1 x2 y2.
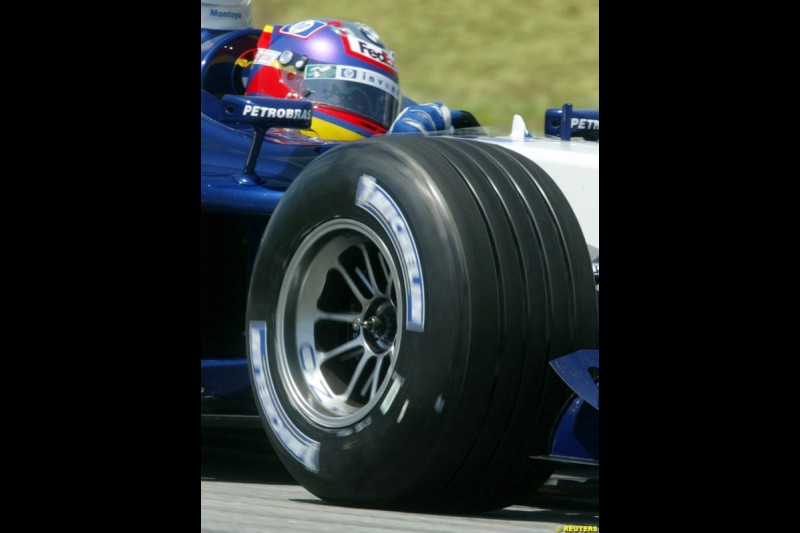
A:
200 27 599 465
201 359 252 401
201 94 337 213
548 349 599 464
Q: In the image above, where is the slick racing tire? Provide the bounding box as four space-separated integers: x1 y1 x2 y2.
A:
246 135 597 512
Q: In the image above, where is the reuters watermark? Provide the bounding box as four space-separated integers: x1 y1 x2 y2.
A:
556 526 598 532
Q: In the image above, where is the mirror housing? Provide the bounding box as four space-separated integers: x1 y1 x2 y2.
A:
545 104 599 141
220 95 313 130
219 95 313 185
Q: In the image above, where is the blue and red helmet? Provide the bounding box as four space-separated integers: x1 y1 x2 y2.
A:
245 19 402 140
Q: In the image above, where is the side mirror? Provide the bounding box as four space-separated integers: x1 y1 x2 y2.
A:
219 95 313 185
544 104 599 141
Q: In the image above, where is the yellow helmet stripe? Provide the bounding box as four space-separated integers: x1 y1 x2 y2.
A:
303 117 367 141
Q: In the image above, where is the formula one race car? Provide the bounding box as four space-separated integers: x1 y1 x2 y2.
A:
201 13 599 513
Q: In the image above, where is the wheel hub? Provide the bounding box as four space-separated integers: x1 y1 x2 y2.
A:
354 299 397 353
275 219 403 428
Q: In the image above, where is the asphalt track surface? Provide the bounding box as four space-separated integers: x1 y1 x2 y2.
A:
201 428 599 532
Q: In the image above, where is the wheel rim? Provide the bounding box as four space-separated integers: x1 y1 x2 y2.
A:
276 219 402 428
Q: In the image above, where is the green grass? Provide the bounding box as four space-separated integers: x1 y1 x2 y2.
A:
251 0 598 134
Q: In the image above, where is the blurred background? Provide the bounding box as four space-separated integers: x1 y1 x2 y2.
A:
251 0 598 135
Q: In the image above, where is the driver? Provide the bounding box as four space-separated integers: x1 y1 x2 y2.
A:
243 18 459 140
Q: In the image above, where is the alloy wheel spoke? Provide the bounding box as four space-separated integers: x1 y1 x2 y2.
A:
336 264 369 305
359 243 381 297
354 266 375 298
316 311 362 323
359 354 386 400
318 337 363 365
378 253 393 297
342 351 375 400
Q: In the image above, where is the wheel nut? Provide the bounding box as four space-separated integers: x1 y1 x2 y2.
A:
352 317 377 332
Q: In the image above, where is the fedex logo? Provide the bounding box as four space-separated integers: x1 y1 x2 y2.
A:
345 35 396 73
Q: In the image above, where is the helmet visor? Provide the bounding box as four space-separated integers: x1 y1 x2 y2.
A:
302 64 401 129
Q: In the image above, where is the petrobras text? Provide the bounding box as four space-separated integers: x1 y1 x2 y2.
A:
242 105 312 120
571 118 599 130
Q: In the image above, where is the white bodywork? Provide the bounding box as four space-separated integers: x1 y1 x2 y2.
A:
478 117 599 259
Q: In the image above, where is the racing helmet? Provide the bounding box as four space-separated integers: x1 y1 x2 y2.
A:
245 20 402 140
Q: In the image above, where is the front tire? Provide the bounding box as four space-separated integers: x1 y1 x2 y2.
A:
246 135 597 512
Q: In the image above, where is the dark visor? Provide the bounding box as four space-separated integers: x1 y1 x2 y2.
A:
301 66 401 129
